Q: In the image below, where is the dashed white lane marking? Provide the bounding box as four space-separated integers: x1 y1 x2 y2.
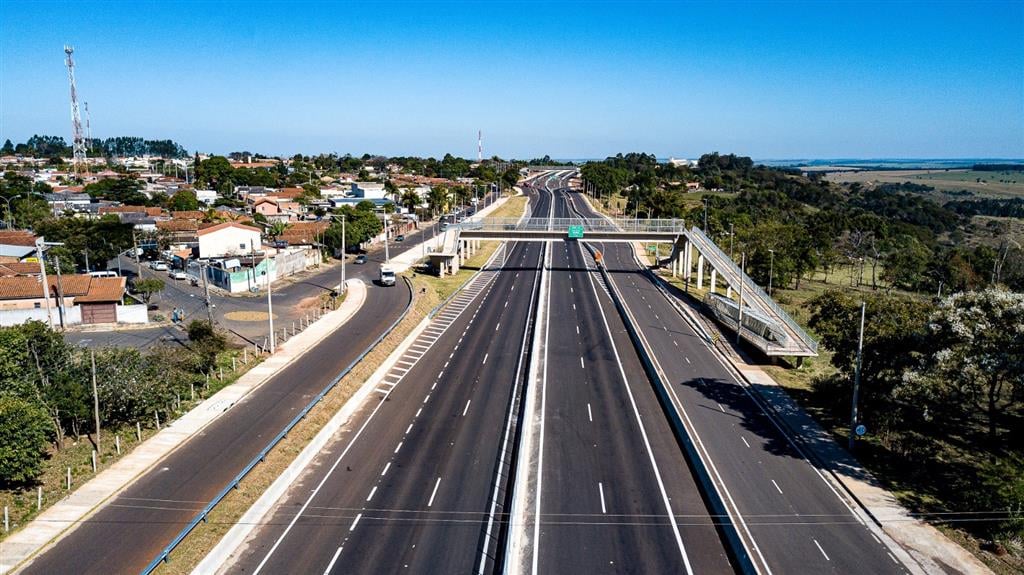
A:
812 539 830 561
771 479 783 494
428 477 442 507
495 323 500 331
576 325 580 335
423 394 431 404
685 356 690 364
349 512 362 532
463 400 472 416
580 357 585 369
598 482 607 514
394 441 403 454
324 546 343 574
381 462 391 476
406 423 414 434
587 403 593 422
415 408 422 418
483 353 489 365
741 436 751 448
674 340 679 347
717 403 725 413
366 486 377 501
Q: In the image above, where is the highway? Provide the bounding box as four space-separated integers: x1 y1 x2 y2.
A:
20 256 413 574
531 185 732 574
563 185 909 574
223 185 551 573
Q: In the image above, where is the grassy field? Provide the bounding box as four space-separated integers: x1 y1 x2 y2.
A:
826 169 1024 199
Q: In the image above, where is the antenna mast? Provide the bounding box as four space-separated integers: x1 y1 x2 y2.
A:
477 130 483 163
64 45 87 174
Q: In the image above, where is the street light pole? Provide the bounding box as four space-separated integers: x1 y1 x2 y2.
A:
768 249 776 296
736 252 746 345
703 197 709 234
340 215 346 294
849 301 866 451
267 263 275 354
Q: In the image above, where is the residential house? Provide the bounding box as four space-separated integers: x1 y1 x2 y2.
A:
197 222 262 259
0 230 41 263
43 192 92 215
195 189 218 205
0 274 144 326
156 219 200 249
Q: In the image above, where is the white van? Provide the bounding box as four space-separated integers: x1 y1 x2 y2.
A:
88 270 118 278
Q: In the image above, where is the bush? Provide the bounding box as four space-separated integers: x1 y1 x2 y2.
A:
187 320 228 370
0 396 52 484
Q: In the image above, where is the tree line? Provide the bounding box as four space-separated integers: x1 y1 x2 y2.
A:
1 135 188 159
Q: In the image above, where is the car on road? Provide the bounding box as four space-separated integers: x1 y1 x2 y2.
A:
395 234 405 242
355 255 367 264
168 270 189 280
149 261 169 271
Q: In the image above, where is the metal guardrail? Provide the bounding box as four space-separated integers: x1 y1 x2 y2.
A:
456 217 686 234
687 227 818 353
140 278 415 575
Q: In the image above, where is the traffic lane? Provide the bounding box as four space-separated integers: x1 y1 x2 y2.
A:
538 243 729 575
234 241 538 574
599 243 905 574
21 281 412 575
338 242 541 573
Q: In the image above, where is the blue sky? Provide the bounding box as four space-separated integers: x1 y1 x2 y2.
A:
1 1 1022 159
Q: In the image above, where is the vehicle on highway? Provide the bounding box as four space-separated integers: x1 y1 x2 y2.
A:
149 261 169 271
168 270 189 280
379 264 396 286
355 254 367 264
395 234 405 242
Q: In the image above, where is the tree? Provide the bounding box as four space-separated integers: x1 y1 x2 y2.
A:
134 278 165 304
268 221 288 240
84 177 148 205
399 188 421 213
882 236 932 290
1 139 14 155
196 156 234 190
168 189 199 211
187 320 227 371
428 186 449 217
908 289 1024 442
0 396 52 484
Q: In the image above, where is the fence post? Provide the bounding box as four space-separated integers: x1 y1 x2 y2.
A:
191 384 195 401
219 366 224 380
136 421 142 441
37 486 42 510
155 412 161 430
66 467 71 490
92 450 97 472
244 347 248 364
232 357 236 371
115 435 121 455
4 505 8 533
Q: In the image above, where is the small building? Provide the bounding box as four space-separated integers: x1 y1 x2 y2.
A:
0 230 41 263
0 274 144 327
195 189 218 205
350 182 388 200
197 221 262 259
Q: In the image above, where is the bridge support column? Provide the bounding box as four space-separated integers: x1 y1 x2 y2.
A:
710 268 717 294
697 254 705 290
683 239 692 281
727 285 732 298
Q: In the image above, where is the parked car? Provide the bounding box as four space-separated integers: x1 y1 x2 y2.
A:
169 270 188 280
149 261 169 271
354 255 367 264
395 234 405 242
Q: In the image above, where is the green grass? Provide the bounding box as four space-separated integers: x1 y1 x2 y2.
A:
827 169 1024 199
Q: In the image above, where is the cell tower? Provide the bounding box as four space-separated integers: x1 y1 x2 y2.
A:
64 45 87 173
477 130 483 163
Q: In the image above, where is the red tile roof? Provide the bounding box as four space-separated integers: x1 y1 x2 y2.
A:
0 231 39 247
197 221 262 236
75 276 126 303
0 262 42 276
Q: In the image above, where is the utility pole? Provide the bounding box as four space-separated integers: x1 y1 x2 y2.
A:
703 197 709 234
132 230 142 277
267 258 275 353
340 215 346 294
53 256 66 329
849 301 866 451
768 249 776 296
91 350 101 454
736 252 745 345
35 239 54 330
201 261 213 325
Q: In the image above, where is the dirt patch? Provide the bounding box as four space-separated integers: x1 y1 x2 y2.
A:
223 310 277 322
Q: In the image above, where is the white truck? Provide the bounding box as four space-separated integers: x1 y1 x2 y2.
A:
379 264 396 286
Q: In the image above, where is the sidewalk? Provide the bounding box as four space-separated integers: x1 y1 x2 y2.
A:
0 279 367 574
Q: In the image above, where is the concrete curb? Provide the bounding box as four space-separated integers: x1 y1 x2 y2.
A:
1 280 368 575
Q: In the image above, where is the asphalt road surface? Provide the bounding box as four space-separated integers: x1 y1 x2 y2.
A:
563 186 909 574
226 190 550 574
21 277 413 574
532 185 732 574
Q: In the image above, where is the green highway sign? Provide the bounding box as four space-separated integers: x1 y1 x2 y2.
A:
568 225 585 239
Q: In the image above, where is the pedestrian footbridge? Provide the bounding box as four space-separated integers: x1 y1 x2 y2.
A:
433 216 818 359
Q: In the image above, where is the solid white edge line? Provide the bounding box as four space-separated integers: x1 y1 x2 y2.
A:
530 240 552 575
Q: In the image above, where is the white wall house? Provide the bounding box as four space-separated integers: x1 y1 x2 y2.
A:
197 222 262 259
350 182 388 200
195 189 218 205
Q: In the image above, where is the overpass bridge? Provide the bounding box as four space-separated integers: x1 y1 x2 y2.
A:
431 209 818 359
